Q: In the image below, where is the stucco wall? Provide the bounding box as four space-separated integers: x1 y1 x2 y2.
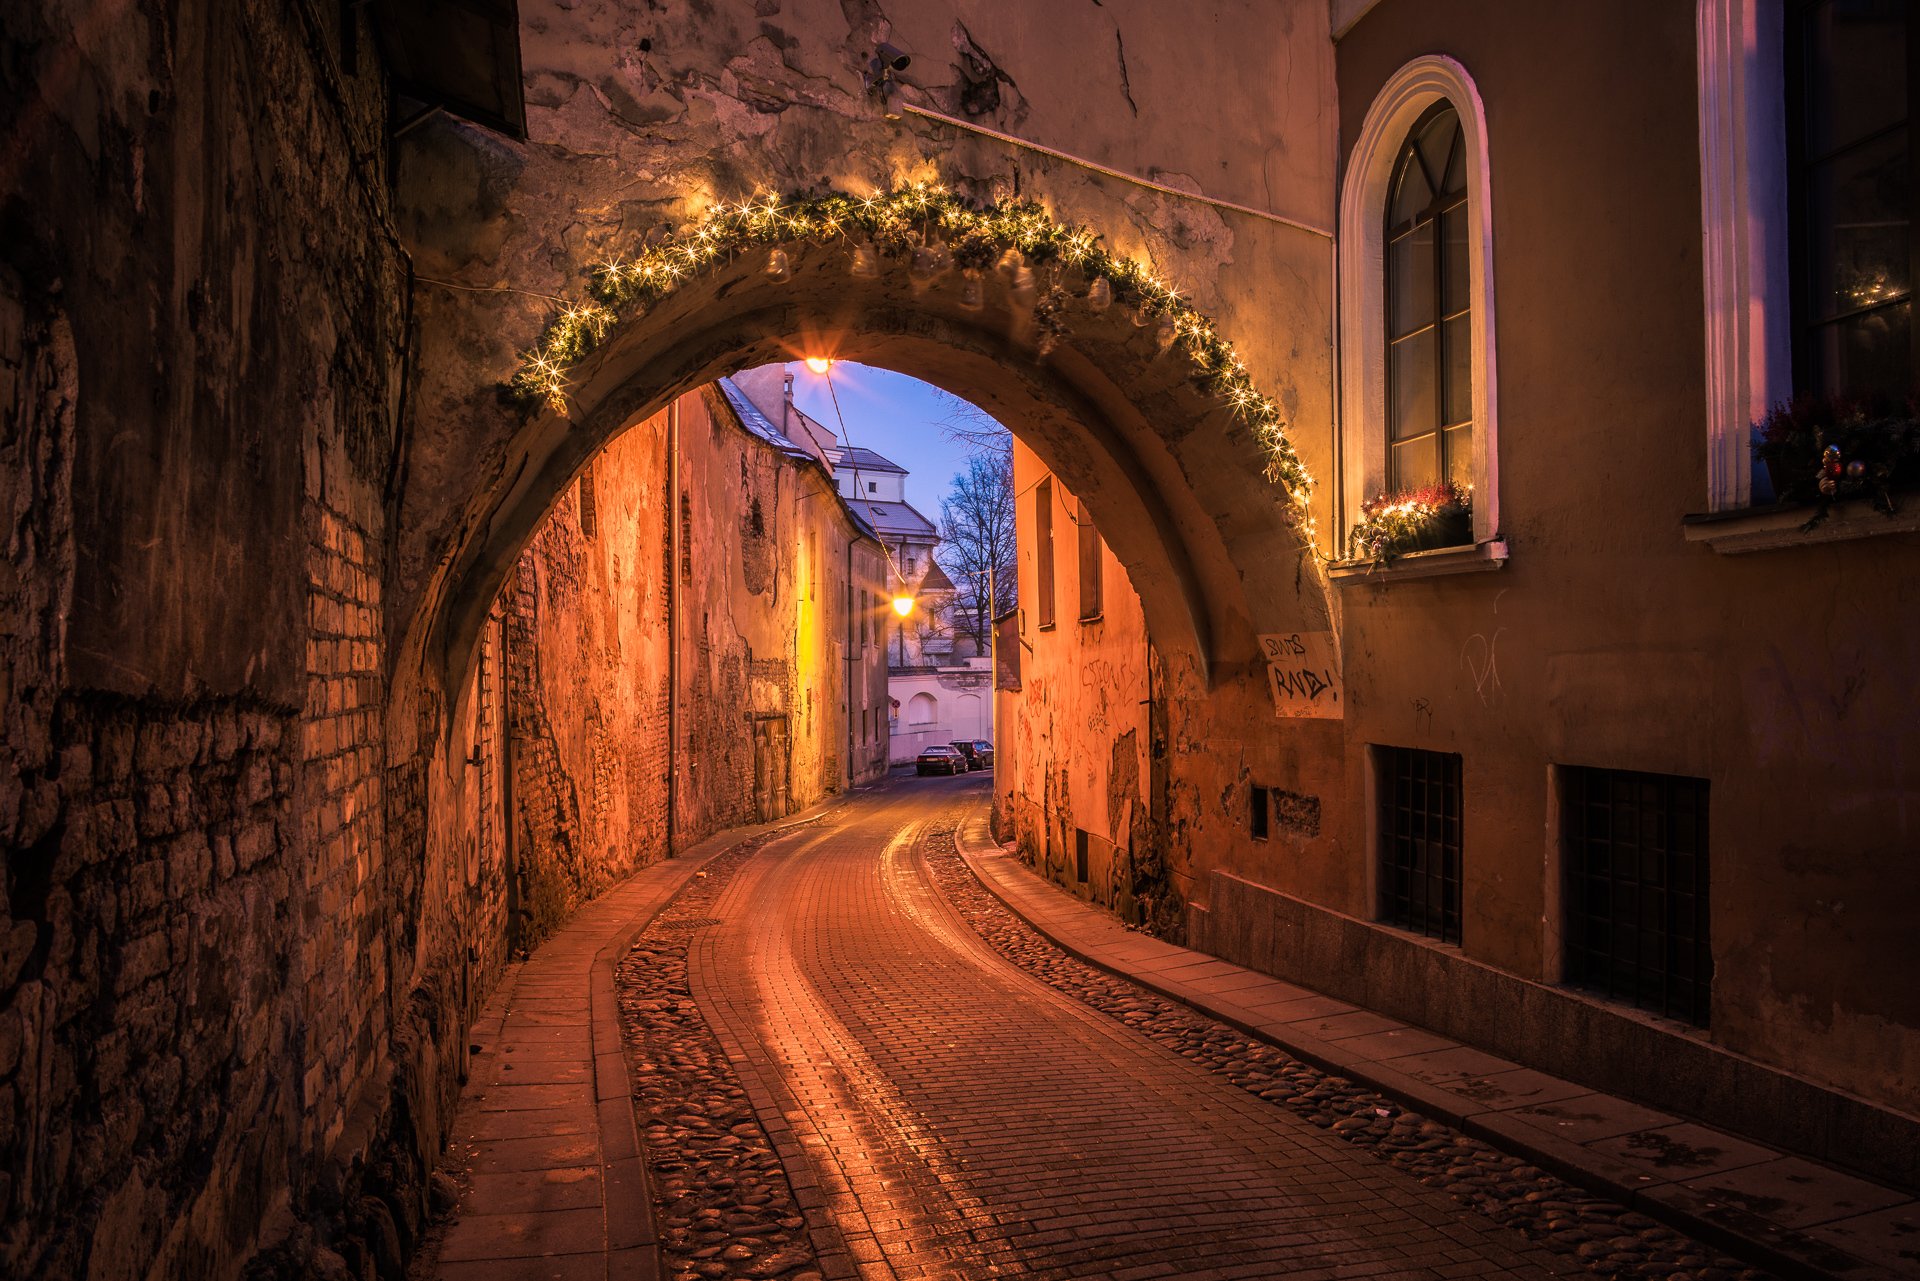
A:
1005 440 1158 924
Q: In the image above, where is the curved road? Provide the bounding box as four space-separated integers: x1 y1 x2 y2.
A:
685 775 1585 1281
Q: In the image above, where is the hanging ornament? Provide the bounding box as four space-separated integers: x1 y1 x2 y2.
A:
1154 313 1178 353
910 241 950 285
1845 459 1867 480
995 247 1024 276
1819 474 1839 497
1132 303 1152 328
1823 443 1843 476
1086 275 1113 312
764 248 791 283
959 268 985 312
850 244 880 278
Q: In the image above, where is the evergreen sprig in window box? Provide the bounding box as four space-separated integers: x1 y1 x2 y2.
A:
1346 483 1473 561
1752 396 1919 525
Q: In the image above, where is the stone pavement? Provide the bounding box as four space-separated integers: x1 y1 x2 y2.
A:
956 818 1919 1281
685 781 1591 1280
430 805 846 1281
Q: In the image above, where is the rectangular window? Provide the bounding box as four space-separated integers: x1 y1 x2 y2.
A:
1561 767 1713 1027
577 462 598 539
1787 0 1914 399
1375 745 1463 944
1077 502 1103 621
1036 477 1056 629
1250 786 1270 841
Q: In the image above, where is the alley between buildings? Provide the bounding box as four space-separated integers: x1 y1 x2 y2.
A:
423 775 1789 1281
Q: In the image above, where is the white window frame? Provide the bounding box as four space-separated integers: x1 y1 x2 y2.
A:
1338 55 1501 549
1696 0 1792 511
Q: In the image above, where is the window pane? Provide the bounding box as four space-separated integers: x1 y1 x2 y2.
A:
1418 111 1461 192
1441 206 1470 317
1391 436 1440 492
1806 130 1910 322
1443 425 1474 491
1443 314 1472 426
1441 121 1467 196
1803 0 1907 157
1389 330 1437 440
1810 299 1912 398
1389 223 1436 338
1389 148 1433 227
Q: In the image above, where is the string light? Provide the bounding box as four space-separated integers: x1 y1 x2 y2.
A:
510 183 1314 514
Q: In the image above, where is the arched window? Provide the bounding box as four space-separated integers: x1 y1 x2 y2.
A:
1337 56 1503 573
907 692 938 725
1385 104 1472 495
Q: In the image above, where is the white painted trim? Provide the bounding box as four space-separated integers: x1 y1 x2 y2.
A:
1682 496 1920 552
1338 56 1501 548
1696 0 1791 511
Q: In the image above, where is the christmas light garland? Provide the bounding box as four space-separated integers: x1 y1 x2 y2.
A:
509 183 1314 517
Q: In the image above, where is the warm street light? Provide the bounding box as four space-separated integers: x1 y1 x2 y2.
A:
805 356 833 374
891 595 915 617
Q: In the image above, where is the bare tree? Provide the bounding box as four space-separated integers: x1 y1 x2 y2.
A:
937 449 1018 656
933 390 1015 460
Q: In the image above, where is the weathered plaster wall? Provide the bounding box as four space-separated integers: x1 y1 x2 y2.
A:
498 387 888 961
1005 440 1158 926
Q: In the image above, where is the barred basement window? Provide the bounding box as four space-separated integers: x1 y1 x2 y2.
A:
1375 745 1462 944
1561 767 1713 1028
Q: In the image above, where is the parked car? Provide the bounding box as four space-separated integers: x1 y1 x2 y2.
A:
916 745 967 776
950 740 995 770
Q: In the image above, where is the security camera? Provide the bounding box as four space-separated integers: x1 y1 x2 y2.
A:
876 43 911 72
866 42 913 120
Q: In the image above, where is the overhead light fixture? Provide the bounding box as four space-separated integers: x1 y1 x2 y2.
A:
805 356 833 374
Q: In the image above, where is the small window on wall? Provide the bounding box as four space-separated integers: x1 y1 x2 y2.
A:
1385 103 1473 497
1561 767 1712 1027
1076 501 1103 621
577 463 598 539
1250 787 1270 841
1375 745 1463 944
1787 0 1913 400
1036 477 1056 629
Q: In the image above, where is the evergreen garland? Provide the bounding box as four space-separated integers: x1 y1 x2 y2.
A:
510 184 1314 517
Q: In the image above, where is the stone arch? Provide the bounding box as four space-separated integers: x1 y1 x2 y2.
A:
413 201 1334 726
907 692 939 726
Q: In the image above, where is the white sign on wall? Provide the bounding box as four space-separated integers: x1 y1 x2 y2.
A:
1259 632 1342 719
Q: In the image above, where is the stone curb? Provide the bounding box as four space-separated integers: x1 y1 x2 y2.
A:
951 819 1896 1281
581 796 860 1281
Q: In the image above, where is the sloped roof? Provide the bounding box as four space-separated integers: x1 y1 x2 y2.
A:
711 379 880 544
850 498 938 540
717 378 814 462
827 446 908 475
918 561 955 591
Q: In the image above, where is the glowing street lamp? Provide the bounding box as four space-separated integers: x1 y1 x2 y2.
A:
804 356 833 374
891 594 915 617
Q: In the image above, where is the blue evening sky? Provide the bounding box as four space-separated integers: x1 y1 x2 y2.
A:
783 361 1005 522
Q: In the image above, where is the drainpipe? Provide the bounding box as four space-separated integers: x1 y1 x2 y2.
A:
845 538 857 784
667 398 681 857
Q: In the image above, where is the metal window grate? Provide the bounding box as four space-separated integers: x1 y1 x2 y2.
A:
1376 746 1463 943
1562 767 1712 1027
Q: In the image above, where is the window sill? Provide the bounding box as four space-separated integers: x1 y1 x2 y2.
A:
1682 497 1920 554
1328 539 1509 585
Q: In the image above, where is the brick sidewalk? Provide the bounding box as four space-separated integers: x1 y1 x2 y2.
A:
687 783 1590 1281
956 815 1918 1281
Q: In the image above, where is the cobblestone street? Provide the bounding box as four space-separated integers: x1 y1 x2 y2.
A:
631 776 1616 1281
